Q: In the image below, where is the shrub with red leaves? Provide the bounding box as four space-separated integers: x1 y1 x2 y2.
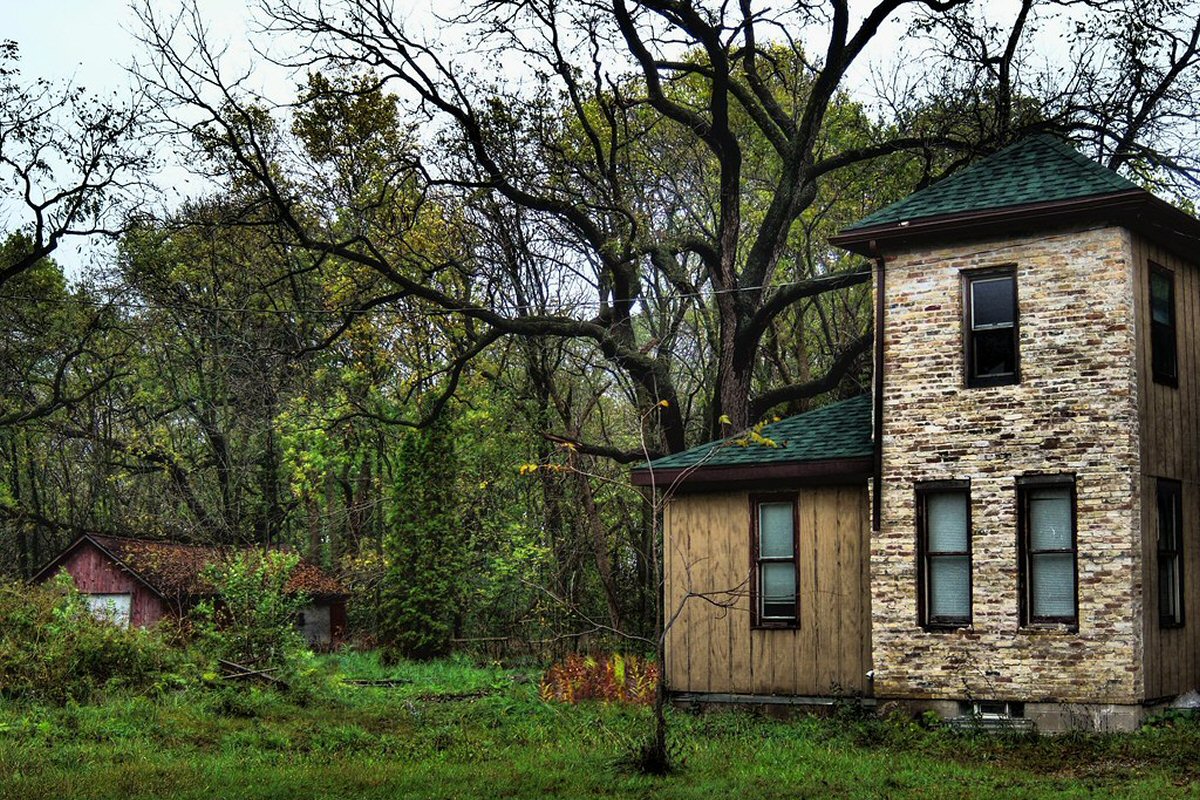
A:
539 653 659 705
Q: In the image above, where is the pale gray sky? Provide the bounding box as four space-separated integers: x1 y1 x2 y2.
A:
8 0 228 89
4 1 260 275
4 0 1033 276
2 1 455 277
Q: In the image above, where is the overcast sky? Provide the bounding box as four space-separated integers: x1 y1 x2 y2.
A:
5 0 1027 276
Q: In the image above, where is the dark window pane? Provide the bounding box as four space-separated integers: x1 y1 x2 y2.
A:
1151 272 1173 325
1160 557 1180 622
1151 269 1177 383
1152 323 1177 379
971 277 1015 328
1158 481 1183 626
1158 488 1180 550
762 601 796 618
972 328 1015 376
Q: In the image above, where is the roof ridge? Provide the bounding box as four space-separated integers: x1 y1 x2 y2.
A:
90 533 289 553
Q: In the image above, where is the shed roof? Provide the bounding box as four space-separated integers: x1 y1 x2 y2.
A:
631 394 873 486
845 135 1138 231
34 534 346 599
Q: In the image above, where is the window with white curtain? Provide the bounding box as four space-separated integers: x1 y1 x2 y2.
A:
754 499 798 626
918 484 971 628
1020 477 1077 626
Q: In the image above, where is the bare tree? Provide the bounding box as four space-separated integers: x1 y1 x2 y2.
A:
0 41 154 285
133 0 1200 458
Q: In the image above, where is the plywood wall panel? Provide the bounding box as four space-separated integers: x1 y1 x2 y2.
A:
663 484 872 697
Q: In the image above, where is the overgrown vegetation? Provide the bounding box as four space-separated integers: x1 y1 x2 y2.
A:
0 576 186 704
380 413 465 661
540 653 658 706
6 0 1200 658
194 551 309 673
2 657 1200 799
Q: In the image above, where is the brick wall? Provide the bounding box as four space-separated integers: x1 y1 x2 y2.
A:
874 224 1144 705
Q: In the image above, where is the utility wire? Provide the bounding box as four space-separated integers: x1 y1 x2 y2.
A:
0 269 869 319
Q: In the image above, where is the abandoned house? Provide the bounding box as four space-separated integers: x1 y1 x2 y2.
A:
632 135 1200 731
32 534 348 647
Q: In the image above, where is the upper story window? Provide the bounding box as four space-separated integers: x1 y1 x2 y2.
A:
964 267 1019 388
917 482 972 629
752 497 798 628
1018 475 1077 627
1150 264 1177 386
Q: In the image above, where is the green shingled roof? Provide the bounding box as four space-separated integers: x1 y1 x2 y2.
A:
845 135 1139 231
638 394 873 472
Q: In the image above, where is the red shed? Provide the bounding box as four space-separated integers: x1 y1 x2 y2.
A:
32 534 348 647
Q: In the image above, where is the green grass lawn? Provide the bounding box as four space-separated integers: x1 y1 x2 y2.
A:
1 654 1198 799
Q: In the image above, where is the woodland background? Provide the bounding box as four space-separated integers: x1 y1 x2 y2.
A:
1 0 1198 658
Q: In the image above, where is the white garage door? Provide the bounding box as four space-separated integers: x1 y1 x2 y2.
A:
85 593 132 627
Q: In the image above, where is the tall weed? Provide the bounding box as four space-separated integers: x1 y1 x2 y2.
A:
192 550 308 673
539 653 658 705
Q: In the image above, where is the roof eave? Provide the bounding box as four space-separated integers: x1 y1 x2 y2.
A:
829 189 1154 255
630 455 874 490
30 533 169 601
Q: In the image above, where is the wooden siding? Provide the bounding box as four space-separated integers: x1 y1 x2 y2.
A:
55 541 166 628
664 485 872 697
1134 233 1200 700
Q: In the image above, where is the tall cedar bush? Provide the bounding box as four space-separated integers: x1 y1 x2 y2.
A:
0 574 183 703
380 411 464 660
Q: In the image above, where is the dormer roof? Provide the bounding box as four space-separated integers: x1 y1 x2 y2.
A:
830 135 1200 258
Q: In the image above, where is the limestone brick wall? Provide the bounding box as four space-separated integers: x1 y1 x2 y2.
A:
873 224 1144 705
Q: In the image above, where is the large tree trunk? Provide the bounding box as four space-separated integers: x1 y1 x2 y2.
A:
715 319 757 431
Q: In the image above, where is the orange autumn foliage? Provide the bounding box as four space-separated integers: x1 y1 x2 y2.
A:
539 653 659 705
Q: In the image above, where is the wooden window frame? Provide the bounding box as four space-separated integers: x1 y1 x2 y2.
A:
1017 474 1078 629
963 266 1020 388
750 493 800 629
1149 262 1178 387
1157 478 1185 629
916 480 973 630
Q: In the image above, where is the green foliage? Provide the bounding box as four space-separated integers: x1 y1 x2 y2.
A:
379 411 465 661
323 649 526 698
193 551 308 671
4 656 1200 798
0 575 186 704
